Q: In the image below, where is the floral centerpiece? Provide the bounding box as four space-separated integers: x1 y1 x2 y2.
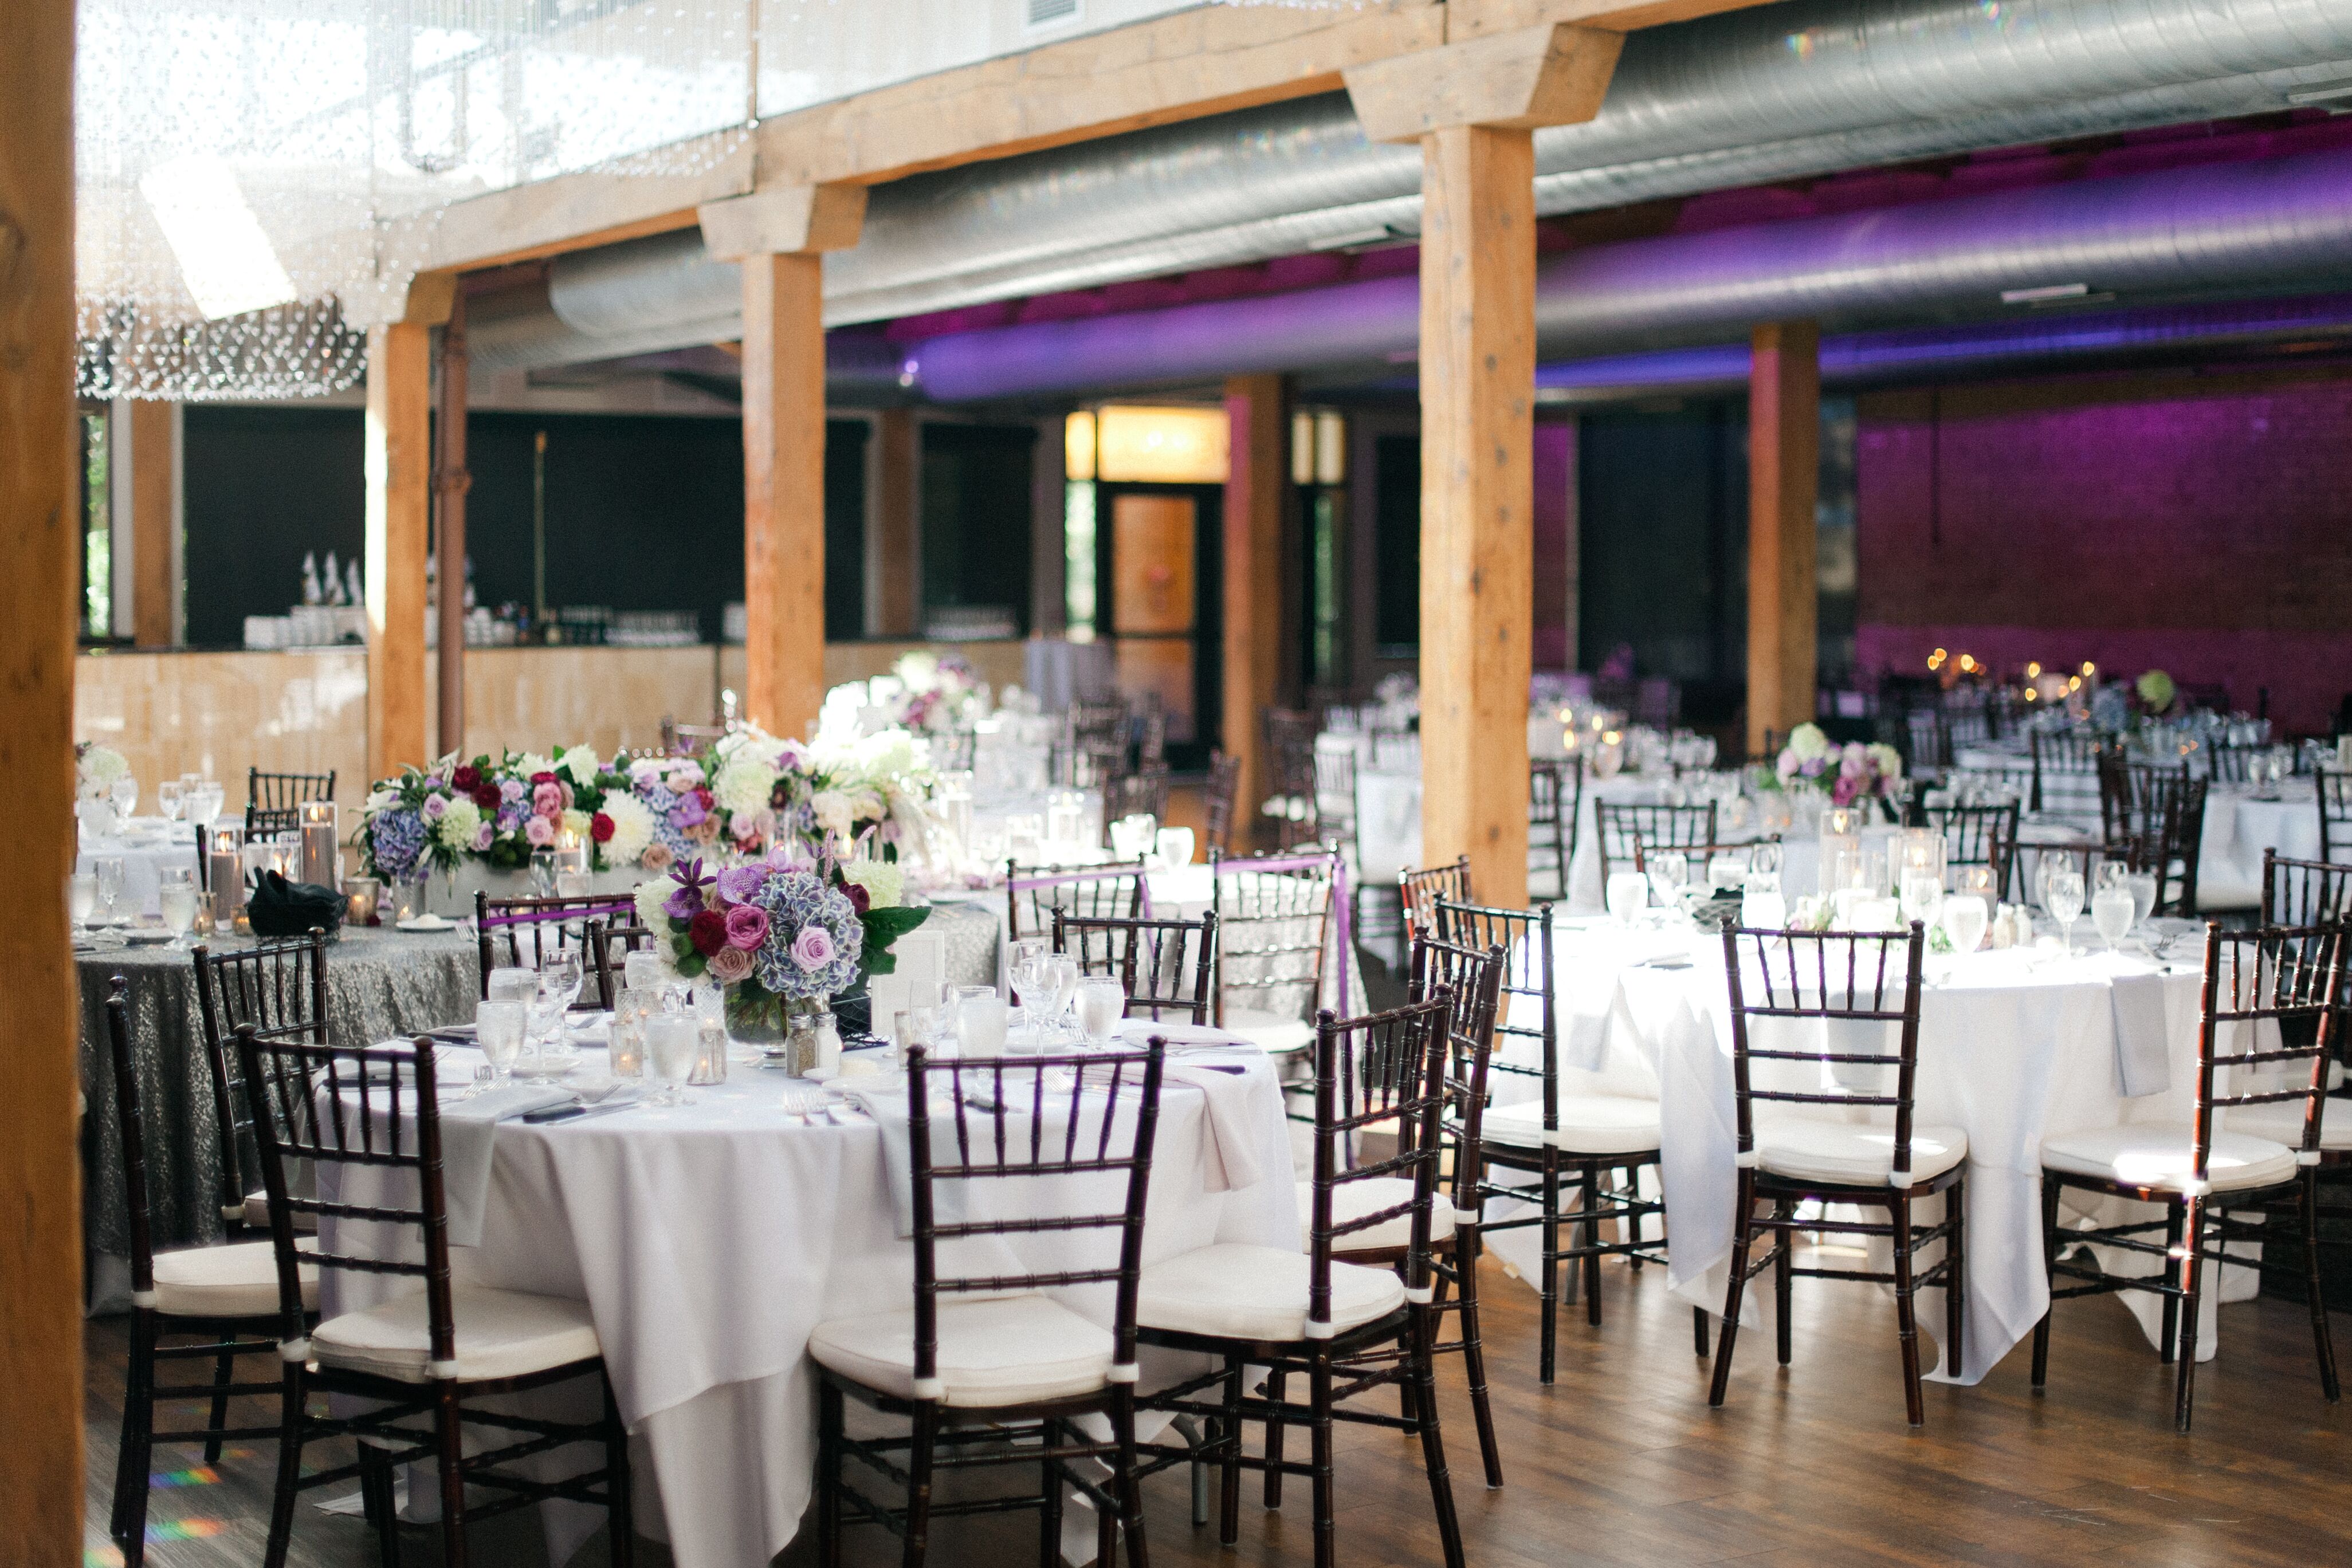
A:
2133 668 2178 718
356 746 612 884
76 742 129 802
820 652 988 739
782 728 944 866
1761 722 1905 815
632 850 930 1039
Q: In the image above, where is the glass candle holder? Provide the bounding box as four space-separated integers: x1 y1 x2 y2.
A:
341 876 381 926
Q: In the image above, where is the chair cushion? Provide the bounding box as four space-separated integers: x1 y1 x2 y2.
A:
1466 1095 1663 1157
2227 1100 2352 1152
1138 1243 1405 1343
1221 1007 1314 1057
1297 1177 1458 1253
151 1240 317 1318
808 1295 1114 1409
2040 1125 2299 1193
242 1189 319 1233
311 1286 602 1384
1754 1119 1968 1188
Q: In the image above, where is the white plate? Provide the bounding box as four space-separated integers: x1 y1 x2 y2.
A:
396 914 457 933
510 1050 584 1080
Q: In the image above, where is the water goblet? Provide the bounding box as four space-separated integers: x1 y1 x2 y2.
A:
110 776 139 821
1076 976 1126 1046
488 966 537 1007
2043 867 2085 956
157 867 200 949
1648 852 1690 917
1899 870 1943 930
1939 893 1989 956
92 855 126 926
644 1016 701 1106
157 780 186 824
2091 883 2135 954
2123 870 2159 933
474 1000 525 1095
68 872 97 932
539 949 586 1014
1043 953 1081 1042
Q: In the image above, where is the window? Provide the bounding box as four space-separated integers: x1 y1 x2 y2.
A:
81 407 112 640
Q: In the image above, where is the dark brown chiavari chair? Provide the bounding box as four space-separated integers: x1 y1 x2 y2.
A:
248 767 335 810
926 728 977 774
1710 921 1966 1426
1905 709 1952 780
1208 853 1335 1120
193 929 332 1238
1399 857 1472 947
590 919 661 1007
2202 740 2257 784
810 1039 1168 1568
1071 697 1128 748
1006 858 1146 942
235 1027 633 1568
1202 752 1243 855
1132 995 1465 1568
1104 764 1172 842
2264 850 2352 928
1944 704 1992 749
1054 737 1129 791
1138 705 1169 769
1263 707 1321 850
1053 910 1219 1024
2320 771 2352 862
103 979 319 1568
1311 743 1358 863
659 717 728 752
1594 801 1717 894
1923 800 2021 902
2030 729 2104 814
244 804 302 840
2097 750 2186 841
474 889 635 1000
1435 897 1694 1374
2032 922 2346 1431
1528 760 1581 902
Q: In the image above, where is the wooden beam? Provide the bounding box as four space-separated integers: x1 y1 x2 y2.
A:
874 408 920 639
1747 319 1820 757
127 399 176 648
433 292 470 753
1223 375 1289 830
1346 22 1622 142
399 137 754 277
366 322 431 781
699 186 869 263
1449 0 1790 36
741 254 830 740
1418 125 1537 909
0 0 85 1557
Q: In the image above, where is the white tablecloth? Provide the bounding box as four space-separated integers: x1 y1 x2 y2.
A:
77 825 203 918
2196 787 2319 910
1502 922 2261 1385
323 1031 1295 1568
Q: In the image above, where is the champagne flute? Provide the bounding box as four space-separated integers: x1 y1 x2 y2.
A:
2043 867 2085 956
2091 883 2135 954
1076 976 1126 1047
157 867 199 949
475 1000 525 1095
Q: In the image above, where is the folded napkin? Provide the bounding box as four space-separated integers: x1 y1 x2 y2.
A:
437 1084 576 1247
1162 1061 1264 1194
1112 1019 1242 1050
841 1086 978 1237
2107 968 2173 1099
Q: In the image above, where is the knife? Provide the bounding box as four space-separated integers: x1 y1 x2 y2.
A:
522 1099 635 1125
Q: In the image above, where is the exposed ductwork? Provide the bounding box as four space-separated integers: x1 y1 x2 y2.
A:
466 0 2352 377
900 141 2352 400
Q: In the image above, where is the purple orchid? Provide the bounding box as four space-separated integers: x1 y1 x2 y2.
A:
663 857 714 920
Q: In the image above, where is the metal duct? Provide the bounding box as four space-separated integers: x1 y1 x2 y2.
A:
467 0 2352 374
902 142 2352 400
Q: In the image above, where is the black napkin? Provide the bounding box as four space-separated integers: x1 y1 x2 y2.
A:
246 869 348 939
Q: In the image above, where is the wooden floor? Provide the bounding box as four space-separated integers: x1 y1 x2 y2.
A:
84 1250 2352 1568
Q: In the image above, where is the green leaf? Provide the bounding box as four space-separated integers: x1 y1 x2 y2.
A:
678 952 707 978
861 905 930 944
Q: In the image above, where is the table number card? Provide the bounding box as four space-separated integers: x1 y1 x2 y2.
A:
893 929 945 1008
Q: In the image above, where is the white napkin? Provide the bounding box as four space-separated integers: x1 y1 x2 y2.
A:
1161 1062 1263 1194
1114 1019 1248 1051
2107 969 2172 1099
437 1084 575 1247
842 1087 975 1237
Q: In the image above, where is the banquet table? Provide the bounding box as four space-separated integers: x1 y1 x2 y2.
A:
76 819 203 918
1499 917 2264 1384
77 923 482 1263
326 1025 1296 1568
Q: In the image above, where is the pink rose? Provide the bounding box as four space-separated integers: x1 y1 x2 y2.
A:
641 843 676 874
790 925 836 972
473 825 493 851
724 903 769 950
706 945 754 985
524 815 555 846
532 781 564 818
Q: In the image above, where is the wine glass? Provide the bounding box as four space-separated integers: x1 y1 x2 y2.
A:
488 966 537 1007
1606 871 1650 928
1648 852 1690 917
1939 893 1989 955
539 949 586 1024
643 1016 700 1106
2091 882 2135 954
157 780 186 824
110 775 139 821
2043 867 2085 956
67 872 96 932
186 780 225 830
2123 870 2159 934
92 856 126 926
1899 870 1943 930
475 1000 525 1095
157 867 200 949
1076 976 1125 1047
1042 954 1081 1042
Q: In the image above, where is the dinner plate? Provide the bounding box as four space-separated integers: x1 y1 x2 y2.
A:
396 914 457 933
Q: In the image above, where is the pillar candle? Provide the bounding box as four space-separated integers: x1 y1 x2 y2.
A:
300 800 339 887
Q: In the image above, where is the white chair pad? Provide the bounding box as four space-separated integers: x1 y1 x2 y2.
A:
1755 1120 1968 1187
2041 1125 2298 1193
242 1189 319 1233
1297 1177 1457 1253
1471 1095 1663 1156
151 1240 317 1318
1138 1243 1404 1343
312 1286 601 1384
1220 1008 1314 1057
808 1295 1114 1409
2227 1100 2352 1152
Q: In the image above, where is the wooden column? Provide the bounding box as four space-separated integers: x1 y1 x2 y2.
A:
126 399 178 647
702 184 866 739
1747 319 1820 757
366 321 432 780
434 289 471 753
0 0 85 1557
874 406 920 638
1223 374 1289 823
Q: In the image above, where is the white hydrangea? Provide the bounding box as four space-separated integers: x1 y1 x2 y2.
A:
560 745 601 785
514 752 557 779
599 792 657 866
1867 742 1905 781
840 858 905 910
856 729 919 780
366 787 400 813
560 807 593 841
633 877 671 934
434 797 482 850
810 789 855 840
1784 722 1833 762
712 755 778 818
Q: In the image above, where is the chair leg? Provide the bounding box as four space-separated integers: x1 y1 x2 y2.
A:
1309 1354 1337 1568
261 1362 308 1568
1709 1171 1757 1408
1038 1418 1063 1568
433 1384 469 1568
113 1308 157 1565
1538 1150 1561 1384
903 1403 939 1568
816 1382 843 1568
2159 1204 2185 1365
1892 1195 1925 1427
2301 1173 2341 1401
1262 1366 1286 1508
203 1346 237 1464
1112 1387 1151 1568
2031 1174 2060 1390
1692 1307 1711 1359
2174 1197 2208 1433
1450 1243 1504 1489
358 1442 402 1568
1407 1308 1466 1568
1773 1198 1796 1367
1625 1164 1644 1269
1945 1171 1967 1381
1581 1160 1605 1329
604 1373 635 1568
1218 1355 1243 1545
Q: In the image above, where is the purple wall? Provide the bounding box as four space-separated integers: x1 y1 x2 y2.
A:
1533 421 1575 671
1855 368 2352 733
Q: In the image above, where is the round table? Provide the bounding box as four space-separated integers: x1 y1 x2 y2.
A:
324 1027 1294 1568
76 820 203 918
1498 917 2261 1384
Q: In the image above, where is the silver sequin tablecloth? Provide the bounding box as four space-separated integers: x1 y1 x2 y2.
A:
78 925 481 1256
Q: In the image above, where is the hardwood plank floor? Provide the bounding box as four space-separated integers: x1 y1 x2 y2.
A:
83 1249 2349 1567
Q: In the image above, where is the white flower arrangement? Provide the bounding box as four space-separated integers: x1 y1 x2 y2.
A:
598 791 657 867
76 743 128 801
434 796 483 851
839 858 905 910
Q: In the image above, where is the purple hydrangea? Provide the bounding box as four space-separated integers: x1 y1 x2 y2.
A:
370 807 428 882
748 870 863 1001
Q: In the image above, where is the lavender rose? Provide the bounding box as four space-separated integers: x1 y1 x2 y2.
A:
706 945 755 985
473 824 493 852
724 903 770 950
525 815 555 846
790 924 837 971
